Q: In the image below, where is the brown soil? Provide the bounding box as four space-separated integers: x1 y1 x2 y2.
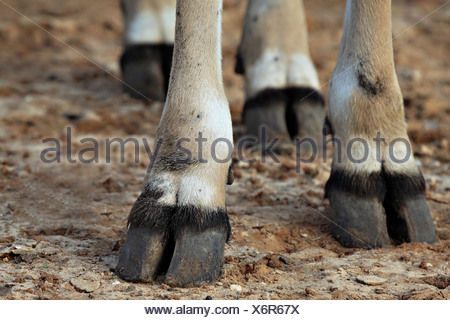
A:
0 0 449 300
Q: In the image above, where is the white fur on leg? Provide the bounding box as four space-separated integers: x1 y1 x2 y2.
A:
246 50 287 96
125 5 176 45
383 137 420 175
145 172 177 206
288 53 320 90
125 10 162 44
333 135 382 175
156 97 233 210
246 50 320 97
327 70 356 137
160 6 176 43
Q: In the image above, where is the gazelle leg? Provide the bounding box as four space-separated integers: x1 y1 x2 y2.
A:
120 0 175 101
326 0 436 248
116 0 233 287
237 0 323 142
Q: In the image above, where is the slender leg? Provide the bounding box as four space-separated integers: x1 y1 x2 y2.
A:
116 0 233 287
325 0 436 248
237 0 324 142
120 0 175 101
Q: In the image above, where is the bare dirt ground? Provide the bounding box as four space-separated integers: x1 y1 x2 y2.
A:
0 0 449 300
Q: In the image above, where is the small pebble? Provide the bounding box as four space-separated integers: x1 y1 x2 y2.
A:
374 288 385 294
70 274 100 293
305 287 316 296
419 261 433 270
356 275 387 286
230 284 242 292
279 256 292 265
337 267 348 275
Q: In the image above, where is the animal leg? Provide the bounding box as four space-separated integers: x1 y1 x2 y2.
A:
237 0 323 142
120 0 175 101
326 0 436 248
117 0 233 287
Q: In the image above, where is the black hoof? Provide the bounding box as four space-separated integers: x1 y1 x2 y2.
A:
285 87 324 142
116 186 231 286
243 87 324 145
327 188 390 248
384 173 437 244
164 228 227 287
243 88 290 140
120 44 173 101
325 169 437 248
115 226 172 282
